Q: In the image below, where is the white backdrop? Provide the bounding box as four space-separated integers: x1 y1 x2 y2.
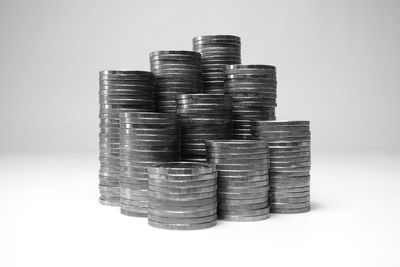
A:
0 0 399 151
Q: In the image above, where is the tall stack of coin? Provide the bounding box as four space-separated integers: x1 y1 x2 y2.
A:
99 70 156 207
251 120 311 214
224 65 277 140
205 140 270 221
149 51 203 113
118 112 180 217
147 162 218 230
193 35 241 94
177 94 232 162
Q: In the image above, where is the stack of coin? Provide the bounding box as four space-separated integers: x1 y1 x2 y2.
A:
251 120 311 214
177 94 232 162
147 162 218 230
99 70 156 207
205 140 270 221
224 65 277 140
193 35 241 94
118 112 180 217
149 51 203 113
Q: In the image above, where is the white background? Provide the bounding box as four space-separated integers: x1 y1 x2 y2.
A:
1 0 400 266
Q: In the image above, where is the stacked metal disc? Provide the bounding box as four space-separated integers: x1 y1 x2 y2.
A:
177 94 232 162
224 65 277 140
251 120 311 214
149 51 203 113
98 70 156 207
147 162 218 230
118 112 180 217
205 140 270 221
192 35 241 94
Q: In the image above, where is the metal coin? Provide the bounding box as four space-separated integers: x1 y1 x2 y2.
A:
120 209 147 217
218 202 268 210
148 207 216 218
148 162 215 175
218 197 268 205
99 197 120 207
149 185 217 194
148 219 216 230
270 205 311 214
148 213 217 224
218 213 270 222
149 196 217 207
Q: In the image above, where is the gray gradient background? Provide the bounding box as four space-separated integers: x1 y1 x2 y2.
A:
0 0 399 152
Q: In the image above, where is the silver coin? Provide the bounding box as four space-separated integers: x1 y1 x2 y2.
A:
148 172 217 182
218 186 269 194
218 180 269 188
218 175 269 183
120 209 147 217
148 219 216 230
148 162 215 175
217 169 268 177
148 207 216 218
218 196 268 205
270 195 310 203
150 196 217 207
270 205 311 214
218 201 268 210
149 185 217 194
149 191 215 201
270 191 310 198
99 197 120 207
218 191 268 199
121 198 148 207
120 204 148 213
148 213 217 225
149 201 217 211
218 206 270 217
149 179 216 188
218 213 270 222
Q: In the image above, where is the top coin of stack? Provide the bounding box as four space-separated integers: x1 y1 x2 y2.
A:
224 65 277 140
193 35 241 94
147 162 218 230
149 51 203 113
98 70 156 207
251 120 311 214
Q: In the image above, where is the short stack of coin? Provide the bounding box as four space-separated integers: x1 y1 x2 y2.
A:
224 65 277 140
147 162 218 230
205 140 270 221
251 120 311 214
177 94 232 162
193 35 241 94
149 51 203 113
118 112 180 217
99 70 156 207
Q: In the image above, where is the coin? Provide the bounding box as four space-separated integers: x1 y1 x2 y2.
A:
99 197 120 207
270 205 311 214
120 209 147 217
218 213 270 222
148 219 216 230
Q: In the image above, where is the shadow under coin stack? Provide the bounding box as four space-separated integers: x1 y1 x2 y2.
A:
118 112 180 217
251 120 311 214
206 140 270 221
224 65 277 140
177 94 232 162
193 35 241 94
98 70 156 207
147 162 218 230
149 51 203 113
